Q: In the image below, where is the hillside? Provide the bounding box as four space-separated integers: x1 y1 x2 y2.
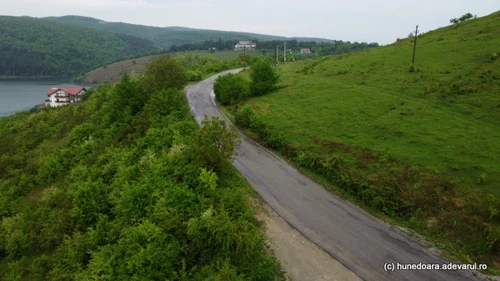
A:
224 11 500 272
80 50 257 84
47 15 334 48
0 57 283 280
0 16 158 76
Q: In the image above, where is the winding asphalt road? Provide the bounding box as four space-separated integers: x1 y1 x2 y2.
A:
186 69 481 281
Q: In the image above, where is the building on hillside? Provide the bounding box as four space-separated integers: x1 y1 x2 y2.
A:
300 48 312 54
45 87 86 107
234 41 256 50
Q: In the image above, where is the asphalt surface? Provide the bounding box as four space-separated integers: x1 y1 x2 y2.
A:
186 69 481 281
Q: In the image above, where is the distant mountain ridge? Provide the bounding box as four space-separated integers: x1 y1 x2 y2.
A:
46 15 334 48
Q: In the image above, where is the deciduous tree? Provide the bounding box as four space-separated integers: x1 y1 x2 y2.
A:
190 117 240 172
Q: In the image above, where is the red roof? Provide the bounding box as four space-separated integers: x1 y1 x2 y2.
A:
47 87 86 96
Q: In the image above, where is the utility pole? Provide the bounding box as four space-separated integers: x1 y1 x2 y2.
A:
244 45 246 56
275 45 278 66
412 25 419 64
284 42 286 63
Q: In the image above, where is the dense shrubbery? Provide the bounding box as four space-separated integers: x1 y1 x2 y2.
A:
213 73 250 106
450 13 474 24
0 56 283 280
213 58 278 106
176 54 247 82
250 59 279 97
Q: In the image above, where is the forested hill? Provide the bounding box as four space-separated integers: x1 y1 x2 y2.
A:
47 15 334 48
0 16 158 76
0 56 283 280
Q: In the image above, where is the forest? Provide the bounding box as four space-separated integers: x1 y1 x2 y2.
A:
0 16 158 76
48 15 332 49
168 38 379 57
0 56 283 280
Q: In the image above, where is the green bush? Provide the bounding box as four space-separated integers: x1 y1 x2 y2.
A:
214 73 250 106
190 117 241 172
250 58 279 96
72 180 110 228
234 105 254 128
139 56 187 93
186 70 203 82
485 224 500 252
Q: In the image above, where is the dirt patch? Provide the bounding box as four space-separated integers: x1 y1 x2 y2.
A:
256 203 362 281
82 55 159 84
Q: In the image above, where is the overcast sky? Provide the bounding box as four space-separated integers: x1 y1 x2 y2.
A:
1 0 498 45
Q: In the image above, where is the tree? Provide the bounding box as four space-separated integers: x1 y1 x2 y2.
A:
140 56 186 93
249 58 279 96
213 73 249 106
110 73 144 116
451 13 473 24
190 117 240 172
459 13 474 22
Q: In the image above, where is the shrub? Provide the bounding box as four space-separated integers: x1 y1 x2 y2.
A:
140 56 186 93
72 180 110 228
185 70 203 82
459 13 474 22
408 64 416 73
190 117 240 172
249 58 279 96
234 105 254 128
213 73 250 106
450 13 473 24
485 224 500 252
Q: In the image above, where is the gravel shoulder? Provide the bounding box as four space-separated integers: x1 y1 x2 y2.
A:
255 201 362 281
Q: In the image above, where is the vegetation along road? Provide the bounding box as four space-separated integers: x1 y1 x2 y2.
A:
186 69 481 281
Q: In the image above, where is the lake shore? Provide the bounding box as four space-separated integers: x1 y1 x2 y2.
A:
0 75 73 80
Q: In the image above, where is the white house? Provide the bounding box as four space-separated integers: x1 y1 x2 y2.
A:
45 87 86 107
234 41 256 50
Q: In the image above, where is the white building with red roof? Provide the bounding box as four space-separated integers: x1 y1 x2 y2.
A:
300 48 312 54
45 87 86 107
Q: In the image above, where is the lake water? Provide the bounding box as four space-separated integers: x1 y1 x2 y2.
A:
0 77 85 117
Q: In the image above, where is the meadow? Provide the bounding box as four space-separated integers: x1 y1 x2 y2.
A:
227 11 500 272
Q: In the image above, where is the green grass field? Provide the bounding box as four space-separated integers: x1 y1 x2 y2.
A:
230 11 500 272
248 11 500 193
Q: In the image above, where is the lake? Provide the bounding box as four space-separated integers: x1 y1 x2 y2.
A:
0 77 85 117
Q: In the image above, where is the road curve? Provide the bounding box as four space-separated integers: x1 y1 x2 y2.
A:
186 69 480 281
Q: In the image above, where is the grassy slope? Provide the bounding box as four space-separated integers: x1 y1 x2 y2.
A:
250 11 500 193
232 11 500 272
48 16 333 48
82 50 258 84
